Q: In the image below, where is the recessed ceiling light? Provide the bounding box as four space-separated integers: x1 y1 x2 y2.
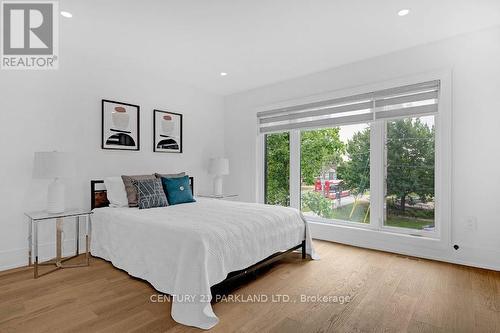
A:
60 11 73 18
220 72 228 76
398 9 410 16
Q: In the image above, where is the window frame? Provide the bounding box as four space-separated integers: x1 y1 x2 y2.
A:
257 71 451 245
380 116 439 238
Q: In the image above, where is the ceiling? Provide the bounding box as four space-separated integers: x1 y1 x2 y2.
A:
62 0 500 95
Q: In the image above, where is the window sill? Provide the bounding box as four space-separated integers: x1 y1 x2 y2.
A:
305 216 439 239
306 218 446 253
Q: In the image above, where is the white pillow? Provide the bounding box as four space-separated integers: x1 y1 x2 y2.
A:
104 177 129 208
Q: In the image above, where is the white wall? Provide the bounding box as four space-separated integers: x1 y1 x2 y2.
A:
0 58 224 271
224 26 500 270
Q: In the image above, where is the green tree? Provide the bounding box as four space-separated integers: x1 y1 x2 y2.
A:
300 128 344 185
337 119 434 211
301 191 334 218
265 129 344 206
265 133 290 206
336 128 370 196
386 118 434 211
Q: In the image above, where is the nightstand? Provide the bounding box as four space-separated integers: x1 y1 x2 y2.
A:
197 194 239 200
25 209 91 278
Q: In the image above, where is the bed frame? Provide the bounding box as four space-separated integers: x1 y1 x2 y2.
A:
90 178 307 291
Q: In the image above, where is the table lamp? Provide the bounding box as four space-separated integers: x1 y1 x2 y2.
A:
33 152 76 213
208 157 229 196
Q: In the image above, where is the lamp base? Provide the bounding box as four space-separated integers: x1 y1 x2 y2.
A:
213 176 223 196
47 179 65 214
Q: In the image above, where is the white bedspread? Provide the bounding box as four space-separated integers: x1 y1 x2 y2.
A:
91 198 318 329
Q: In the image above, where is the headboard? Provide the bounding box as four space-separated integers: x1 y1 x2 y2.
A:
91 177 194 210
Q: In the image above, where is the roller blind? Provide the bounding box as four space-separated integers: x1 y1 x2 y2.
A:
257 80 440 133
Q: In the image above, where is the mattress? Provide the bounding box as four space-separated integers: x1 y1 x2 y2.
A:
90 198 317 329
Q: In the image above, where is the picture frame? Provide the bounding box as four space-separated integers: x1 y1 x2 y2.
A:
153 109 183 153
101 99 140 151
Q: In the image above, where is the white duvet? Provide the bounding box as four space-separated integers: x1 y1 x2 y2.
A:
90 198 318 329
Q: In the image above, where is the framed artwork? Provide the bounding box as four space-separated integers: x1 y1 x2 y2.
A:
101 99 140 151
153 109 183 153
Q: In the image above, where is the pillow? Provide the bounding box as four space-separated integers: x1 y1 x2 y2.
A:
161 176 196 205
154 172 186 179
133 178 168 209
104 177 129 207
122 175 156 207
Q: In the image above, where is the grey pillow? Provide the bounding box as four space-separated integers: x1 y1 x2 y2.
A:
121 175 156 207
132 178 168 209
154 172 185 179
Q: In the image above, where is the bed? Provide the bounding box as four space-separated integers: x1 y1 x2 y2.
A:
90 178 317 329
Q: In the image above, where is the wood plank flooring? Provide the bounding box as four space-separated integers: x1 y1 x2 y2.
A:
0 240 499 333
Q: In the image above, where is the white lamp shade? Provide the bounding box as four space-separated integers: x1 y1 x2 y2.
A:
33 152 76 179
208 157 229 176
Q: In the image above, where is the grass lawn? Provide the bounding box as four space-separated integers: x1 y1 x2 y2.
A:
304 201 434 230
384 216 433 230
330 202 370 224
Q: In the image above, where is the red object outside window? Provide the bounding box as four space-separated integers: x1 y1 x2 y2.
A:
314 179 322 191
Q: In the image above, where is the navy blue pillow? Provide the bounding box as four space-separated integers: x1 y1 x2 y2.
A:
161 176 196 205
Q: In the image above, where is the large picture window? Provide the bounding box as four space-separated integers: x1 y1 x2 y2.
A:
259 79 446 238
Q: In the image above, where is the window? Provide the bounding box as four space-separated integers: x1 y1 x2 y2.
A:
258 79 444 238
301 124 370 224
384 116 435 230
264 132 290 206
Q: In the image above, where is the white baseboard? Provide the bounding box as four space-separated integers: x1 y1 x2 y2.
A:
0 237 88 272
310 222 500 271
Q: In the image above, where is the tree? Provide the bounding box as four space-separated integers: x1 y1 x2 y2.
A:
337 119 434 212
301 191 334 218
265 129 344 206
300 128 344 185
336 128 370 196
386 118 434 211
265 132 290 206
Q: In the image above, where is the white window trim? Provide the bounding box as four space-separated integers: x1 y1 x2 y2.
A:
256 70 452 253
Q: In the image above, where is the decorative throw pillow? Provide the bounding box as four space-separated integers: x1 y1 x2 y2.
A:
133 178 168 209
154 172 186 179
161 176 196 205
122 175 156 207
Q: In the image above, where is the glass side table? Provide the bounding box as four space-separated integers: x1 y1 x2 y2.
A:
25 209 92 278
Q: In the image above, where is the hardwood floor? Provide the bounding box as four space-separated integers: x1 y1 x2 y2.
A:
0 240 499 333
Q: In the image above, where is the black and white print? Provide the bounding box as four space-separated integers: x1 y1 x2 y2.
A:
102 99 140 151
133 178 168 209
154 109 183 153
